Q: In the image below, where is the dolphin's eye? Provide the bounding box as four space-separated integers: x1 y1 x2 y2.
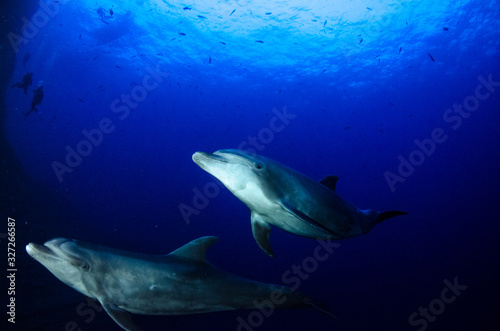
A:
80 262 90 272
255 163 263 170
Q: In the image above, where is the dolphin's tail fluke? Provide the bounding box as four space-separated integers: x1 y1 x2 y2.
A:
376 210 408 224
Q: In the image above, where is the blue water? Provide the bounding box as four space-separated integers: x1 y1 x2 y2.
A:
2 0 500 330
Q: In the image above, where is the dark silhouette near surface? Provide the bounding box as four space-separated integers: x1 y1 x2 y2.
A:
10 72 32 94
26 82 43 116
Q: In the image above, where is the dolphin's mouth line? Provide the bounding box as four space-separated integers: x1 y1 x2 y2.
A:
27 240 83 266
27 243 63 265
28 242 55 256
209 155 229 163
193 152 229 164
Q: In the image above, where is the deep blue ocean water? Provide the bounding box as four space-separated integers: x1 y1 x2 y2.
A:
1 0 499 330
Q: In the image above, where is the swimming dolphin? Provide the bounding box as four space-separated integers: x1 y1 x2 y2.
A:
192 150 407 257
26 236 333 331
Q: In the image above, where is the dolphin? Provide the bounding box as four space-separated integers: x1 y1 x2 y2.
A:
192 149 407 257
26 236 334 331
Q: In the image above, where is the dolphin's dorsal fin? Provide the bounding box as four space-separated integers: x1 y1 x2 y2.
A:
320 175 339 191
168 236 219 263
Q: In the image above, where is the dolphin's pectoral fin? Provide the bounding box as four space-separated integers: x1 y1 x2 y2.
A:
282 201 338 237
168 236 219 263
319 175 339 191
102 302 143 331
308 300 342 321
376 210 408 224
251 213 274 258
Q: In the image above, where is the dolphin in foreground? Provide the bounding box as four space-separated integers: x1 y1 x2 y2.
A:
192 150 407 257
26 236 335 331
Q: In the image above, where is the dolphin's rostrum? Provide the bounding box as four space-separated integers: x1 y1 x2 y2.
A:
26 236 334 331
192 149 407 257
